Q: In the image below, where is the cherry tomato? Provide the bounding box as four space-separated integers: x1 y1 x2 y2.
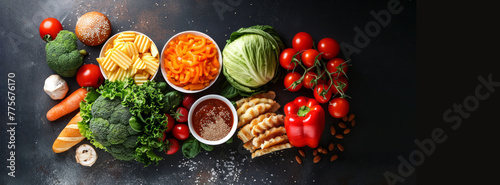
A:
331 76 349 94
328 98 350 118
301 49 321 68
39 18 63 42
292 32 314 51
313 84 332 104
182 94 196 110
318 38 340 60
326 58 348 78
303 72 319 89
284 72 303 92
164 114 175 133
76 64 104 89
279 48 299 70
174 107 189 123
165 138 180 155
172 124 190 140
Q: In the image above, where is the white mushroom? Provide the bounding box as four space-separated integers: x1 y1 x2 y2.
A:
43 74 68 100
75 144 97 167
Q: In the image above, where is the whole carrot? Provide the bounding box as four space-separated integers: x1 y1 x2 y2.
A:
47 88 88 121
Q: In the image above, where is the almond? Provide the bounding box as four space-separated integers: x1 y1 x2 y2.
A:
343 128 351 134
299 149 305 157
338 122 347 128
351 120 356 127
330 154 338 162
330 125 336 135
337 143 344 152
335 134 344 139
295 155 302 164
348 114 355 122
313 149 318 156
322 149 328 154
313 155 321 163
317 147 323 153
328 143 334 151
342 116 348 122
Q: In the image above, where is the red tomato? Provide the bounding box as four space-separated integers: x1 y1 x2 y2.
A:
326 58 348 78
303 72 320 89
313 84 332 104
292 32 314 51
318 38 340 60
76 64 104 89
165 138 180 155
279 48 299 70
182 94 196 110
284 72 303 92
39 18 63 42
164 114 175 133
328 98 350 118
172 124 190 140
301 49 321 68
331 76 349 94
174 107 189 122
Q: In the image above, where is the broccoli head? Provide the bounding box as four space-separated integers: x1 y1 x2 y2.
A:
45 30 87 77
89 95 139 161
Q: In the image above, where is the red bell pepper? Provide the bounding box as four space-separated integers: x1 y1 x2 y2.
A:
284 96 325 148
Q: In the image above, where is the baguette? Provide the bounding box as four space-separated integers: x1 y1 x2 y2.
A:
52 112 85 153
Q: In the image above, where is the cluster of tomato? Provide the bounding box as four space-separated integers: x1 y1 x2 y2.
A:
160 94 197 155
280 32 350 119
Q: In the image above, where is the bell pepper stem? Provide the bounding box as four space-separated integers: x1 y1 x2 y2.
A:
297 106 310 117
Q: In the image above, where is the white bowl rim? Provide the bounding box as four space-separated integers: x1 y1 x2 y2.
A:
159 30 223 93
187 94 238 145
98 30 159 80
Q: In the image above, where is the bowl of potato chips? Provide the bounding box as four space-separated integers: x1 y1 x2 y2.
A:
97 31 160 85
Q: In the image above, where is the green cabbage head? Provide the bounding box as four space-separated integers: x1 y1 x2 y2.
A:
222 25 284 93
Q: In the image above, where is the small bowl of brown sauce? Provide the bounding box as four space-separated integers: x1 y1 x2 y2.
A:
188 94 237 145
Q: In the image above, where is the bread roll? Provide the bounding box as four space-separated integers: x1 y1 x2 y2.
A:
52 112 85 153
75 11 111 46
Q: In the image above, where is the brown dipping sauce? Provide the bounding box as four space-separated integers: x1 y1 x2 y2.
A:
192 99 233 141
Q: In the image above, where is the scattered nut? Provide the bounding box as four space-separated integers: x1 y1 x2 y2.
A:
330 125 336 135
299 149 305 157
313 155 321 163
328 143 334 151
342 116 348 122
343 128 351 134
321 149 328 154
351 120 356 127
335 134 344 139
338 122 347 128
348 114 355 122
337 143 344 152
330 154 338 162
313 149 318 156
317 147 323 153
295 155 302 164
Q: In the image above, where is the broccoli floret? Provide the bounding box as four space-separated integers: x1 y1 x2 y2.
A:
88 95 140 162
45 30 87 77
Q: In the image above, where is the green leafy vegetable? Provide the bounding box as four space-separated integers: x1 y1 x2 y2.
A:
222 25 284 94
200 143 213 152
78 79 169 166
181 136 201 159
162 91 182 113
45 30 87 77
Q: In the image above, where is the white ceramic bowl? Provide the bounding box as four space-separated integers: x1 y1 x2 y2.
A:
160 31 223 93
188 94 238 145
99 31 159 80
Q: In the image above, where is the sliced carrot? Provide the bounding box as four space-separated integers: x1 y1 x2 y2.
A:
47 88 88 121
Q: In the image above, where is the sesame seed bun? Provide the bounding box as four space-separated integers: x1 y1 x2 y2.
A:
75 11 111 46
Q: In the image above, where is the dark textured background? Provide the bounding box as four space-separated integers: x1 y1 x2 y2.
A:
0 0 416 184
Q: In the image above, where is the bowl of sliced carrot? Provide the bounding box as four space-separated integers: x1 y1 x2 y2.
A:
160 31 222 93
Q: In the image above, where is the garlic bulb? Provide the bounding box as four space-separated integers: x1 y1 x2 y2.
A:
43 75 68 100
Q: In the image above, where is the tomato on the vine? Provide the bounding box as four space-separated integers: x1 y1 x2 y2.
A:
279 48 299 70
328 97 350 118
172 124 189 140
174 107 189 122
318 38 340 60
165 138 180 155
182 94 196 110
303 72 318 89
284 72 303 92
76 64 104 89
301 49 321 68
292 32 314 51
326 58 348 78
331 76 348 94
313 84 332 104
39 18 63 42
